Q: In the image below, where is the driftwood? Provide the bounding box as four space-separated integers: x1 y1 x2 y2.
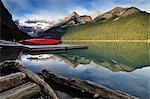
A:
0 60 59 99
0 82 41 99
0 60 137 99
13 62 59 99
42 70 137 99
0 72 26 92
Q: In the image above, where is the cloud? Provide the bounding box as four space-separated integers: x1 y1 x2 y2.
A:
2 0 149 22
134 0 145 3
15 7 96 22
15 9 67 22
69 7 96 15
2 0 29 9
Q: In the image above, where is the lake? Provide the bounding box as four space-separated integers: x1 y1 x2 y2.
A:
19 42 149 99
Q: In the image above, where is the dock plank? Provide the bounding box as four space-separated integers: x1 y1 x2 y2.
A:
23 44 88 52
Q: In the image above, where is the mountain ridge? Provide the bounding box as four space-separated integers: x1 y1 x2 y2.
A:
62 11 149 40
94 7 141 21
13 6 149 40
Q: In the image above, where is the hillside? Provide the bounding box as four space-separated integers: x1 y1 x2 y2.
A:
62 12 149 40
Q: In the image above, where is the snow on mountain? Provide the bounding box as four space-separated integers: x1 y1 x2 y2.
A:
16 19 62 37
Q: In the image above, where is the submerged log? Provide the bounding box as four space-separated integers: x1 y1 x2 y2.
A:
13 62 59 99
0 82 41 99
0 72 26 92
42 70 137 99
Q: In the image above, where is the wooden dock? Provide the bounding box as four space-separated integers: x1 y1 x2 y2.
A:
0 40 22 47
23 44 87 52
0 40 88 52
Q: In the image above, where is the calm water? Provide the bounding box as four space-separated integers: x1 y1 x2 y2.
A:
19 42 149 99
64 42 149 68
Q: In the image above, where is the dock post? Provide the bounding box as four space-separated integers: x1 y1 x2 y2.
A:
65 47 68 52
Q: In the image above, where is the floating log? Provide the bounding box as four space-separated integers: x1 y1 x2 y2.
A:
14 62 59 99
42 70 137 99
0 82 41 99
0 72 26 92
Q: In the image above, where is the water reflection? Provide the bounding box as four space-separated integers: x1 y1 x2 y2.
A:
64 42 149 69
20 54 150 99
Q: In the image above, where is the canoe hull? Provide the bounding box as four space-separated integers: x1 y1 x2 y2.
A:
19 39 62 45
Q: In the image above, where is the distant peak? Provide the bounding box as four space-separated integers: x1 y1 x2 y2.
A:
113 7 124 10
71 11 78 15
110 7 125 13
112 6 140 11
128 7 140 11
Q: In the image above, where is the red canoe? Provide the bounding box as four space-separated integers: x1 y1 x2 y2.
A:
19 38 62 45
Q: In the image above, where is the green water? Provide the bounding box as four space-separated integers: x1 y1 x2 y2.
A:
63 42 149 70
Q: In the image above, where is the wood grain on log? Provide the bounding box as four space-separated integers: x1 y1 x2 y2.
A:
0 72 26 92
14 62 59 99
0 82 41 99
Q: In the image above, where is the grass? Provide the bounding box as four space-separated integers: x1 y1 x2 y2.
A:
62 12 149 40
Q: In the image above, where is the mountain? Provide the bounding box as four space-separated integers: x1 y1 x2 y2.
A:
94 7 141 21
62 7 149 40
0 0 31 41
80 15 93 23
13 6 148 40
39 12 92 39
16 19 55 37
49 11 86 28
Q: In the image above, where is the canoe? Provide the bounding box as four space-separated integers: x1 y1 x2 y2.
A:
19 39 62 45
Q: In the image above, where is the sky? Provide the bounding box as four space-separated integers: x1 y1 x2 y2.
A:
2 0 150 21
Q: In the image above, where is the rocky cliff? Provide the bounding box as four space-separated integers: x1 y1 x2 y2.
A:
0 0 31 41
95 7 141 21
80 15 93 23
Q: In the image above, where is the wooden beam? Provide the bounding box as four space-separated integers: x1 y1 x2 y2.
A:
0 82 41 99
0 72 26 92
